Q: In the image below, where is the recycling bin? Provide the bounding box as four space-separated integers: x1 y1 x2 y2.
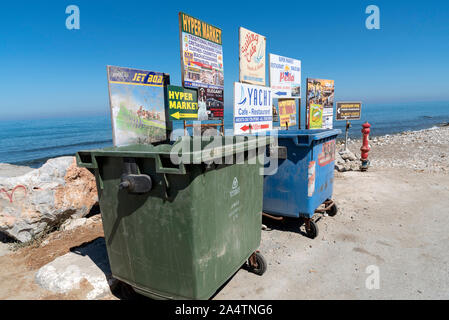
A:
76 135 268 300
262 129 341 239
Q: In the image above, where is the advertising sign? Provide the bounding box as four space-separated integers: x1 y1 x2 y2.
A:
198 87 224 120
278 99 297 128
272 105 279 123
306 78 335 129
234 82 273 134
269 54 301 98
179 12 224 120
107 66 169 147
308 104 323 129
336 102 362 120
166 85 198 121
239 27 266 86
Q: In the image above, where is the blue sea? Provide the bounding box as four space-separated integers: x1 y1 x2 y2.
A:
1 101 448 168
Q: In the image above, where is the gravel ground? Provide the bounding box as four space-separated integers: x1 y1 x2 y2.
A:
342 126 449 173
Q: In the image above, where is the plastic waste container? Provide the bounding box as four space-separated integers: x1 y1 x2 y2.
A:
76 135 268 300
262 129 341 239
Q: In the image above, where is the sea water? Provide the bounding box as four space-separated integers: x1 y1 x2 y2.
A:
1 101 448 168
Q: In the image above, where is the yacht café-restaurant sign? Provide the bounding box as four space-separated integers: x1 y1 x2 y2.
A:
233 82 273 134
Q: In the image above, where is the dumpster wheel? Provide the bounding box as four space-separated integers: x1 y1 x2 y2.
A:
327 202 338 217
304 219 319 239
248 251 267 276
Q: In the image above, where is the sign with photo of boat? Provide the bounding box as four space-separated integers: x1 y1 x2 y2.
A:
107 66 169 147
239 27 266 86
336 102 362 120
269 54 301 98
306 78 335 129
179 12 224 120
166 85 198 121
234 82 273 134
278 99 297 128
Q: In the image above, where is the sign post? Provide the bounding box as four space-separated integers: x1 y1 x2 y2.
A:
268 54 301 130
106 66 170 147
239 27 266 86
306 79 335 129
178 12 224 135
335 102 362 150
233 82 273 135
166 85 199 121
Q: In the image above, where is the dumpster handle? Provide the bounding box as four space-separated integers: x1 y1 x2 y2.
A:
75 153 104 190
155 155 186 175
76 152 98 169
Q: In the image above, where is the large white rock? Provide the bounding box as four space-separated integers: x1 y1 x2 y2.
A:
35 237 114 300
0 157 98 242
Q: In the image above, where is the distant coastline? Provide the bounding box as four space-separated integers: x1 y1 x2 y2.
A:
1 124 448 170
1 102 449 168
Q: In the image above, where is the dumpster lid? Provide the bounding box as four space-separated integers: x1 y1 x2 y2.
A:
77 135 271 165
256 129 341 145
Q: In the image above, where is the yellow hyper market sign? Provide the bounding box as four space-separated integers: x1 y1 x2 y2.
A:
166 85 198 121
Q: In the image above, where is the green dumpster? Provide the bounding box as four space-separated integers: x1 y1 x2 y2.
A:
76 135 268 300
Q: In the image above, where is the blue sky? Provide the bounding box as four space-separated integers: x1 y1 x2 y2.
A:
1 0 448 120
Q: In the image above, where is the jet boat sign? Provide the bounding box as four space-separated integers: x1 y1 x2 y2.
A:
233 82 273 134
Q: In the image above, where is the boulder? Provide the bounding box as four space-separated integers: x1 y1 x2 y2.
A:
334 149 361 172
339 150 358 161
0 157 98 242
35 238 114 300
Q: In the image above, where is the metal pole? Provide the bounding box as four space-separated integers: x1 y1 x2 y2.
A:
345 120 349 151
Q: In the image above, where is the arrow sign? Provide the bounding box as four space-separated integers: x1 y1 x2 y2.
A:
171 111 198 120
275 91 287 96
167 85 199 121
240 125 250 132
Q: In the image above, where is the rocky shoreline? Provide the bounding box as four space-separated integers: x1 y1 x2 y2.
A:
0 157 98 242
340 126 449 173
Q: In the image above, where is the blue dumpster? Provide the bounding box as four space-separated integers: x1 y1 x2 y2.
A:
262 129 341 238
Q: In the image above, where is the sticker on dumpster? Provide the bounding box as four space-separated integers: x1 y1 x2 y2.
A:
229 200 240 221
308 161 316 197
230 177 241 197
318 140 336 166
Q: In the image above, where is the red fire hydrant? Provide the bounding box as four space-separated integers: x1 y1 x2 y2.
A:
360 122 371 171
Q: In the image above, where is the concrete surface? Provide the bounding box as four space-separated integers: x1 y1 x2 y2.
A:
214 168 449 299
3 166 449 300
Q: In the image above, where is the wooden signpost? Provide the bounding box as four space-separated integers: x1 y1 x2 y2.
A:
336 102 362 150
